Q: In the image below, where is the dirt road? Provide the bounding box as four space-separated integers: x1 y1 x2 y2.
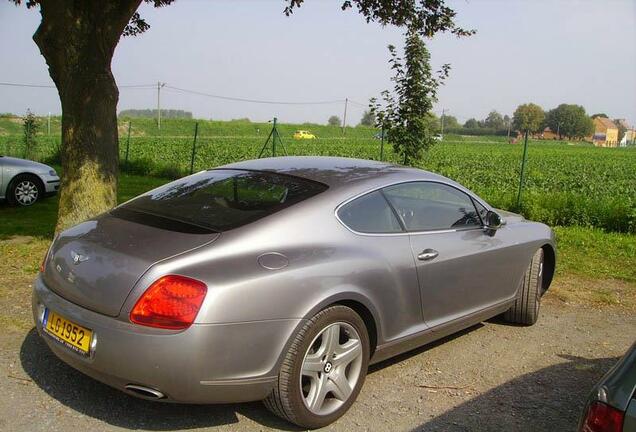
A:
0 296 633 432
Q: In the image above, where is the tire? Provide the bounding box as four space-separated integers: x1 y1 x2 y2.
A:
7 174 43 206
504 248 544 325
264 305 370 429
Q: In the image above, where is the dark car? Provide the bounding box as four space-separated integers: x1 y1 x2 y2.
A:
579 342 636 432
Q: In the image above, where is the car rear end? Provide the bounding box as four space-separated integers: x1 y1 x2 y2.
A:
32 168 328 403
579 342 636 432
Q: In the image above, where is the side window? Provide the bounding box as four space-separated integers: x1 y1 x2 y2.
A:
383 182 481 231
338 190 403 234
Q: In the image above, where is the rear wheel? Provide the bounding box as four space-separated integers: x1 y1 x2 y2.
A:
504 248 544 325
264 305 370 429
7 174 43 206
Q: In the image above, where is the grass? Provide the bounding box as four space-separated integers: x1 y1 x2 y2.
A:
549 226 636 308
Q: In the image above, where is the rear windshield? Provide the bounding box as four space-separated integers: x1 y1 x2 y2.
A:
116 169 328 231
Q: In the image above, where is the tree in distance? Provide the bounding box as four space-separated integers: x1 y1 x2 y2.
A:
513 103 545 133
441 114 460 130
503 114 511 127
12 0 473 231
119 109 193 119
464 118 479 129
483 110 505 130
545 104 594 140
328 115 342 127
359 110 375 127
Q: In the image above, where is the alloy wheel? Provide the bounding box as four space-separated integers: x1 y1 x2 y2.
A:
15 180 39 205
300 322 363 416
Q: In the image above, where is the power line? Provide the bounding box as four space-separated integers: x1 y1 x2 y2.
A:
165 85 345 106
0 82 55 88
0 82 156 89
348 99 368 107
1 80 363 108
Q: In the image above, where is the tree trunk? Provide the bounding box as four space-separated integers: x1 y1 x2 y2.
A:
33 0 141 233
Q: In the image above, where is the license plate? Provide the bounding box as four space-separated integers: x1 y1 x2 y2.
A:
43 309 93 356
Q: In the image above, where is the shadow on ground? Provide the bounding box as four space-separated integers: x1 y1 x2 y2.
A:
20 324 619 432
411 354 617 432
19 329 299 431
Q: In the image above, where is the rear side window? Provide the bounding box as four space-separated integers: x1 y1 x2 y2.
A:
338 191 403 234
117 169 327 231
383 182 481 231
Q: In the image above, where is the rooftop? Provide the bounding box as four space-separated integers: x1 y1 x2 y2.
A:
220 156 445 189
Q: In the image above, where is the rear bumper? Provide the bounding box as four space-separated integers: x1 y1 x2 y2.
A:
32 276 302 404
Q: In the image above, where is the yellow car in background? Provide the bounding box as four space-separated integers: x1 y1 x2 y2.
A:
293 130 316 140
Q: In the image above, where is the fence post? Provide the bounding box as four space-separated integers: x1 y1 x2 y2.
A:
124 121 131 168
516 130 529 208
190 122 199 174
380 126 385 161
272 117 277 157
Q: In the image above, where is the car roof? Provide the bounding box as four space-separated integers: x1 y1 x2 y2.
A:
219 156 450 191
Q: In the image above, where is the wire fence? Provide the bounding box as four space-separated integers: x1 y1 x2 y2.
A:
0 119 392 179
2 118 635 233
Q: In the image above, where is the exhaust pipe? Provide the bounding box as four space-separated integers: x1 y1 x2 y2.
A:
125 384 165 399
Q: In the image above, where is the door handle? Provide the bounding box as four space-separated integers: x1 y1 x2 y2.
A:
417 249 439 261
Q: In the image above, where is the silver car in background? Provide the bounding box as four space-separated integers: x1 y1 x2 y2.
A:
32 157 555 428
0 155 60 205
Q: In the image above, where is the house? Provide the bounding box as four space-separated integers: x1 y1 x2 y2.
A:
619 128 635 147
541 127 559 140
591 117 619 147
615 119 635 147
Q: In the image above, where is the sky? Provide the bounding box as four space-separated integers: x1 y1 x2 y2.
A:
0 0 635 126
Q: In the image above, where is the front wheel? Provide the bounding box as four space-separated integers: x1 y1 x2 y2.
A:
7 174 43 206
264 305 370 429
504 248 544 325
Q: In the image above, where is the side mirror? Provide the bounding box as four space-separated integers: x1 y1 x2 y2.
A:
484 210 503 230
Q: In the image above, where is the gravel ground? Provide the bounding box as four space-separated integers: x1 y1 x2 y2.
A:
0 297 634 432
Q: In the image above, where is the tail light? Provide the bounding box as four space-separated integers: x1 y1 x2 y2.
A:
581 401 624 432
130 275 207 330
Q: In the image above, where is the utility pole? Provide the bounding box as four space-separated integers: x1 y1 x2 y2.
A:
440 108 445 136
157 81 166 129
342 98 348 135
47 112 51 136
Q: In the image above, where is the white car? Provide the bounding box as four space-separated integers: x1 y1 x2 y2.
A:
0 156 60 206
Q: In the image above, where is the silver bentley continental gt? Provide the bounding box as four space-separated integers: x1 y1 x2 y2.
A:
32 156 556 428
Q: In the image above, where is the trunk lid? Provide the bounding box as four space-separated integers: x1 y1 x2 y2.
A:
42 210 219 317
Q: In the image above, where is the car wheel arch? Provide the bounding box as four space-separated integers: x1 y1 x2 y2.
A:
272 291 381 374
7 172 45 201
540 243 556 294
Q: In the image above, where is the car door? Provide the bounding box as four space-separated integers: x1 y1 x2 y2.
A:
336 189 428 341
382 181 515 329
